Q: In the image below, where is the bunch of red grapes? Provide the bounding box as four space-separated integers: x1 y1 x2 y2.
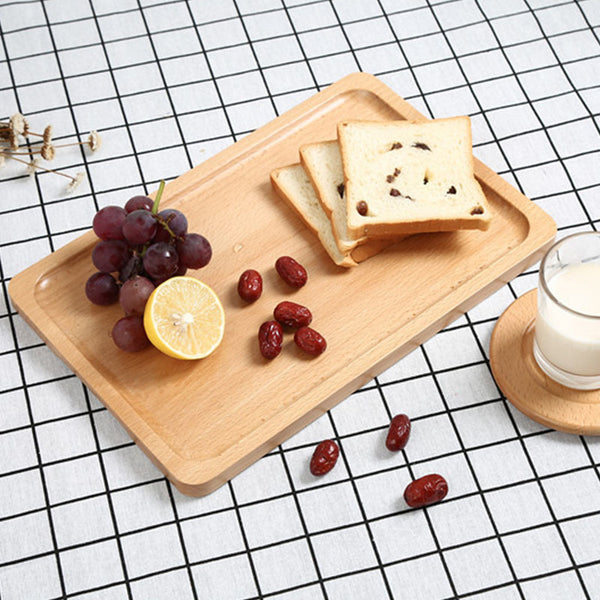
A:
84 182 212 352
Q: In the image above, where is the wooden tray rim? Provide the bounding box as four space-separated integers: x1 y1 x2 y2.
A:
8 72 557 495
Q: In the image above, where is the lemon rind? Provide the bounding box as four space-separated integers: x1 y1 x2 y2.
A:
143 277 225 360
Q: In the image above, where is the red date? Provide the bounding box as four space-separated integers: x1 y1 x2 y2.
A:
238 269 263 303
385 414 411 451
274 301 312 329
275 256 307 289
310 439 339 476
294 326 327 356
258 320 283 359
404 474 448 508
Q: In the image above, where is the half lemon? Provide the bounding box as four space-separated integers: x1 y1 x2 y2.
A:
143 276 225 360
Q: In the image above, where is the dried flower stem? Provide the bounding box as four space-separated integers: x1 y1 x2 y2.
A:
0 128 45 137
13 131 101 153
0 148 42 155
7 153 72 179
0 144 56 161
5 152 83 188
1 112 96 193
0 119 35 136
51 142 90 149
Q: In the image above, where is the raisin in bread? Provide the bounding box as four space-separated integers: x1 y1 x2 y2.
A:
337 116 491 239
270 164 356 267
299 140 389 262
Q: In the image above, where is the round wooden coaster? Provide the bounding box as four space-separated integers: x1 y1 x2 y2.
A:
490 289 600 435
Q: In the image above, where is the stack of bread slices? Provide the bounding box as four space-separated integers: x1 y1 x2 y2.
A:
270 116 491 267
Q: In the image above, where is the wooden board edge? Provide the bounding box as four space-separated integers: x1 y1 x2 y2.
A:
164 224 558 496
6 71 559 496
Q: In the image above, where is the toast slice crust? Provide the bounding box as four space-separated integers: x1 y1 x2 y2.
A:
299 140 390 261
270 164 356 267
337 117 491 240
300 140 351 251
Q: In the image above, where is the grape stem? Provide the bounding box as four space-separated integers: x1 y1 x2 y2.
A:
156 213 182 241
150 180 184 242
151 180 165 215
138 180 182 259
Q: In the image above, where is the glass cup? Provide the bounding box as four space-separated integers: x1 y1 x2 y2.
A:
533 232 600 390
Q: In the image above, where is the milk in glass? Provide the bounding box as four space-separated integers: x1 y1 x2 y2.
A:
535 263 600 377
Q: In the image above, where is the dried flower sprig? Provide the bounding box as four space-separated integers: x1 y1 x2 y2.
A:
50 131 101 153
3 152 85 193
0 112 101 193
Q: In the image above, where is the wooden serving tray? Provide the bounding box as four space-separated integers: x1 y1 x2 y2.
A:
9 73 556 496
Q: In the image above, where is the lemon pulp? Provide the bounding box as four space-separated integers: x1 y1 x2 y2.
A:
143 276 225 360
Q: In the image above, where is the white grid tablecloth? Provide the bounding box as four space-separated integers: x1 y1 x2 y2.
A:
1 0 600 598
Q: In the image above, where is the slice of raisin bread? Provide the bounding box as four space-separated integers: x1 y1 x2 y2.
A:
299 140 389 261
337 116 491 239
270 164 357 267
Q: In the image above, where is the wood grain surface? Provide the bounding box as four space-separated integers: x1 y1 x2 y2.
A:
8 73 557 496
490 289 600 435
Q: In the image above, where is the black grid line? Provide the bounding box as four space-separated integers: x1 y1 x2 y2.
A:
0 261 67 598
2 67 598 201
232 4 332 596
474 0 596 229
79 384 133 599
521 0 598 230
426 0 587 548
460 4 600 590
2 0 600 598
4 25 597 115
0 0 583 63
2 409 594 495
3 459 600 567
84 0 148 199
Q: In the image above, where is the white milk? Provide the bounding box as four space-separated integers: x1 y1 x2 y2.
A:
535 263 600 376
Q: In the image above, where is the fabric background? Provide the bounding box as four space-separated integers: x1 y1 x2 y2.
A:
1 0 600 598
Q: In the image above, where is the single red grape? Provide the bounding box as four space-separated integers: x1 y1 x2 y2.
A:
154 209 188 243
119 276 155 316
143 242 179 280
111 316 150 352
92 206 126 241
122 210 157 246
176 233 211 269
85 272 119 305
125 195 153 213
92 240 131 273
